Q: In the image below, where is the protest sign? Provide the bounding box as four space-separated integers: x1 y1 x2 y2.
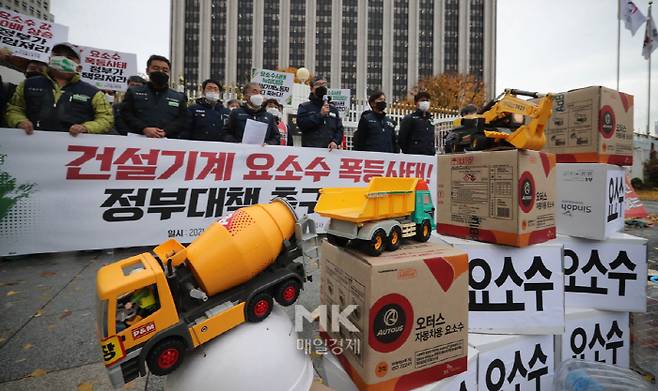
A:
78 45 137 91
0 9 68 62
251 69 294 105
327 88 351 117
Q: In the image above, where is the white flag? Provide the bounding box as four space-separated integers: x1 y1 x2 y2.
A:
643 9 658 59
620 0 647 36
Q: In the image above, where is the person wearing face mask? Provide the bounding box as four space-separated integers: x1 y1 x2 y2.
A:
353 90 399 153
24 60 47 79
111 75 146 136
398 92 436 155
5 42 114 136
120 54 187 138
181 78 230 141
222 82 280 144
296 77 343 150
226 99 240 111
264 98 293 146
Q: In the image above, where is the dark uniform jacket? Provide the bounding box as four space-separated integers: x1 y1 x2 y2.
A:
222 103 280 145
182 98 231 141
121 82 188 138
353 110 399 153
398 109 436 155
296 95 344 147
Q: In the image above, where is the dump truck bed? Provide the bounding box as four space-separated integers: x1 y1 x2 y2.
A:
315 177 419 223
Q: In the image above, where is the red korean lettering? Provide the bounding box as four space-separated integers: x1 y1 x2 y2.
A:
274 155 303 180
66 145 115 180
243 153 275 180
363 159 385 182
113 148 160 180
338 158 363 183
304 157 331 182
197 152 235 181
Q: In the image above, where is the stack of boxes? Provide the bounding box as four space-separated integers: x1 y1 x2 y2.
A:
546 86 646 370
436 148 562 389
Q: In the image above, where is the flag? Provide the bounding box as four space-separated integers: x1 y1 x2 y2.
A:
643 7 658 59
620 0 647 36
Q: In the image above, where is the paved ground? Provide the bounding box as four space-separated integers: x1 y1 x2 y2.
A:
1 202 657 390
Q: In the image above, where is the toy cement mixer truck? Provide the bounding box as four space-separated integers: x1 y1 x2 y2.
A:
315 177 435 256
95 199 318 388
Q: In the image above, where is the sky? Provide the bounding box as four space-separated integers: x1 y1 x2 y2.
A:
50 0 656 133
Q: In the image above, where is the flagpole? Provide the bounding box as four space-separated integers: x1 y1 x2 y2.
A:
618 0 622 91
649 1 653 135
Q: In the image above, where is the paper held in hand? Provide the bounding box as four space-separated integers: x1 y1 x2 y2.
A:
242 119 268 144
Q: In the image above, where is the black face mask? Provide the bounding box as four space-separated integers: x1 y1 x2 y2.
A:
375 101 387 111
315 86 327 99
25 71 42 79
149 71 169 87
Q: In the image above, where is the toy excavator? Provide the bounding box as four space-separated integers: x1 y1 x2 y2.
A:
444 89 554 152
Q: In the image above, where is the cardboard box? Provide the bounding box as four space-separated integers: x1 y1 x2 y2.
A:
320 241 469 390
435 235 564 335
542 86 634 165
468 333 555 391
556 163 625 240
555 308 630 368
553 233 648 312
437 149 556 247
320 347 479 391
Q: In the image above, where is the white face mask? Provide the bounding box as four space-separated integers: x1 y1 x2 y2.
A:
418 101 431 112
249 94 264 107
105 94 115 104
266 107 281 119
205 91 220 102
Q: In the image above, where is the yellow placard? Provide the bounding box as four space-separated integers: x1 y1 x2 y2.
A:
101 336 125 367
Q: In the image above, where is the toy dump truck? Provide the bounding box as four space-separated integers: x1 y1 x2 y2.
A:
315 177 435 256
95 199 318 388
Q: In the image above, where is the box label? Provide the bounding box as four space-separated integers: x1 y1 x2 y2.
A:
560 311 629 367
559 236 647 312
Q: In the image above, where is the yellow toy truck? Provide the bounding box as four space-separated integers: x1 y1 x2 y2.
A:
315 177 435 256
95 199 318 388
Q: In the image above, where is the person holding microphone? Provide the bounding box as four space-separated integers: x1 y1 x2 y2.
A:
296 77 343 150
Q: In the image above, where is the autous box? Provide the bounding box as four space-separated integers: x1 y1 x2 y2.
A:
320 241 469 390
437 149 556 247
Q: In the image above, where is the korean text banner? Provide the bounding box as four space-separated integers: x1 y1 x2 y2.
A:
0 9 68 63
0 129 436 256
78 45 138 92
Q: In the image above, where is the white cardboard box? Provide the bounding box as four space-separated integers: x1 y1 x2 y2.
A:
320 346 479 391
468 333 555 391
552 233 648 312
434 235 565 335
555 308 630 369
556 163 625 240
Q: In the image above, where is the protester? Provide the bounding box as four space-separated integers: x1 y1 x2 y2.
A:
24 60 47 78
120 55 187 138
222 82 280 144
181 78 230 141
5 42 113 136
264 98 293 146
226 99 240 111
353 90 399 153
398 91 436 155
296 77 343 150
112 75 146 136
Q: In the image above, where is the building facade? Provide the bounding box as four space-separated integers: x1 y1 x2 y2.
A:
0 0 53 21
170 0 497 100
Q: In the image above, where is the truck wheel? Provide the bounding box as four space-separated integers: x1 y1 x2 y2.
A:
246 292 273 322
275 279 301 306
327 234 349 247
415 220 432 242
365 229 386 256
386 226 402 251
146 338 186 376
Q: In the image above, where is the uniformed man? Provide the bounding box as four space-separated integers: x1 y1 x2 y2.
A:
296 77 343 150
353 90 399 153
120 55 187 138
398 91 436 155
181 78 230 141
5 42 114 136
222 82 280 144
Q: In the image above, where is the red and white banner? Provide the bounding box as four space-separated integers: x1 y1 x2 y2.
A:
0 129 436 256
0 9 68 62
624 173 648 219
